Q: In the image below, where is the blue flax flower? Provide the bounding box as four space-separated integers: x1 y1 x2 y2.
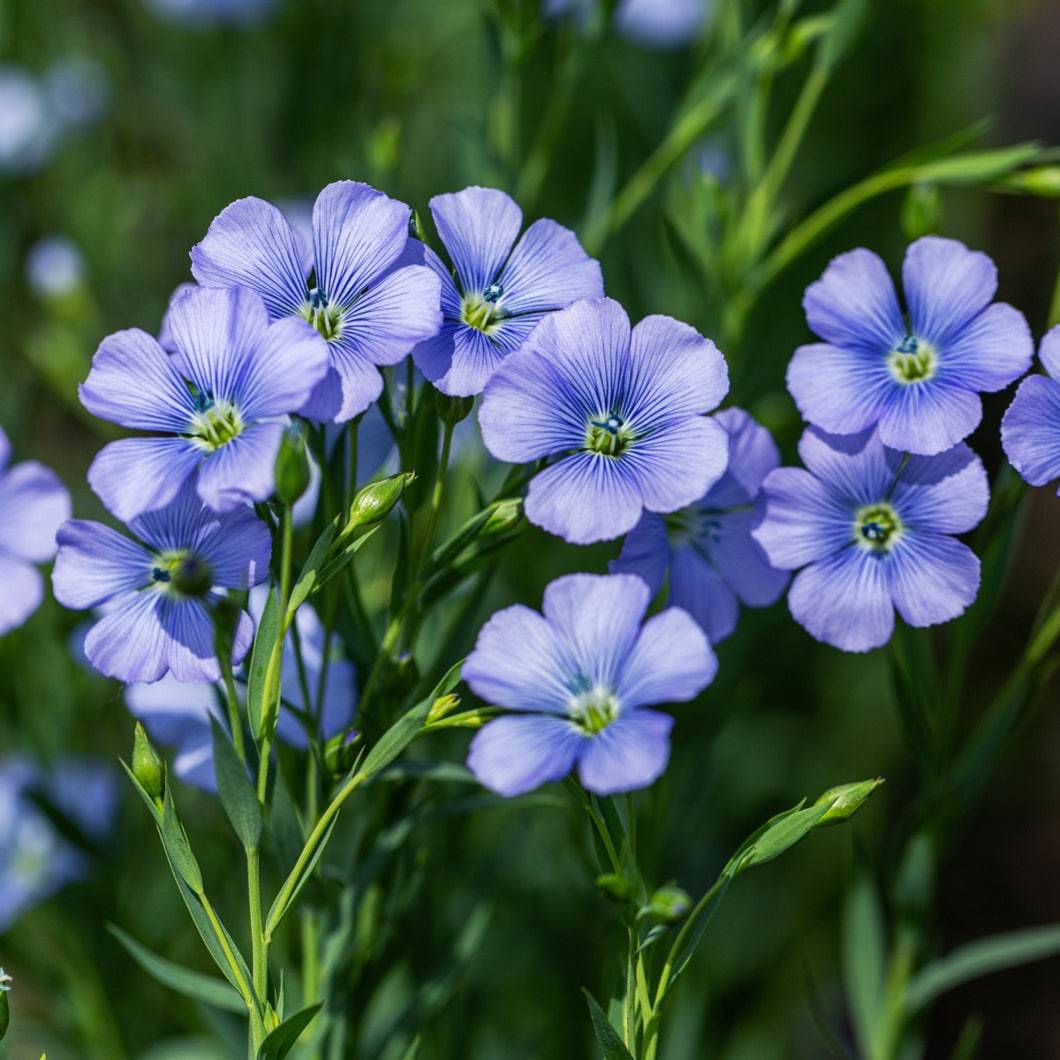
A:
479 297 729 544
788 237 1032 456
125 592 356 790
51 483 270 683
464 573 716 796
612 408 788 643
0 757 117 930
0 428 70 635
411 186 603 396
81 286 329 520
1002 325 1060 491
191 180 443 422
546 0 713 49
752 427 988 653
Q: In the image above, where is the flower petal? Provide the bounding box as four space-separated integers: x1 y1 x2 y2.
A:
704 408 781 507
1001 375 1060 490
312 181 411 310
875 380 982 456
468 714 583 797
463 603 572 713
235 316 331 418
495 218 603 316
786 342 892 436
941 302 1032 392
803 248 904 353
617 607 715 708
157 596 225 682
669 546 741 643
88 436 202 522
708 511 790 607
752 467 851 570
1039 325 1060 381
80 328 197 431
430 186 522 295
84 591 170 682
0 462 70 562
302 358 384 424
194 421 284 511
788 548 894 653
577 710 674 795
196 506 272 589
190 196 308 318
610 512 670 596
890 442 988 534
52 520 151 609
903 236 996 345
888 533 979 629
796 426 893 506
0 554 43 635
624 416 729 514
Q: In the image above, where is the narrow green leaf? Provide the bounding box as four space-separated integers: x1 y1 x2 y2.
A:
313 524 381 594
582 989 635 1060
264 816 339 936
732 803 831 872
210 718 263 850
842 872 885 1057
904 923 1060 1014
108 925 244 1014
247 587 282 740
360 697 432 779
288 519 338 616
817 0 867 73
161 787 204 894
257 1003 323 1059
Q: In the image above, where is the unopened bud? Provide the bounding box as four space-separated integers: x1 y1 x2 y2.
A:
480 497 524 538
901 184 939 241
814 778 883 826
0 968 10 1041
426 693 461 724
997 166 1060 198
132 722 165 801
344 472 415 537
435 392 474 426
324 730 361 775
273 423 311 506
645 885 692 924
595 873 631 904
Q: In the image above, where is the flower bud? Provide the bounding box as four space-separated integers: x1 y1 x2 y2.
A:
997 166 1060 198
814 778 883 826
324 729 361 775
426 693 461 724
132 722 165 801
901 184 939 241
435 391 474 426
273 423 311 506
645 885 692 924
595 873 631 904
0 968 12 1041
343 472 415 537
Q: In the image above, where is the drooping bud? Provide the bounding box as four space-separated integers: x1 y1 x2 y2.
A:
435 391 475 426
595 873 632 904
814 778 884 826
342 472 416 539
644 885 692 924
132 722 165 802
273 422 312 506
1 968 12 1041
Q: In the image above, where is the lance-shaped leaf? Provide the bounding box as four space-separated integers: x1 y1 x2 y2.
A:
582 990 634 1060
257 1003 323 1059
247 587 282 741
210 718 263 850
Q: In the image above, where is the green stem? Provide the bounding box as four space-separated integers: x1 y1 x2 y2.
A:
247 845 267 1013
200 890 262 1046
219 644 247 765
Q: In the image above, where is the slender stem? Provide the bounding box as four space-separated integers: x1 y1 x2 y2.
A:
417 419 454 576
200 890 262 1046
219 644 247 765
247 846 267 1010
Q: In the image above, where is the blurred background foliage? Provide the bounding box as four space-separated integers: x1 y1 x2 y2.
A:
1 0 1059 1056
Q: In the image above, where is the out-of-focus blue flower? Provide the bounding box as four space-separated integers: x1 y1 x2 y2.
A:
411 186 602 396
0 428 70 636
788 237 1032 456
25 236 86 300
1002 326 1060 491
126 591 356 790
81 286 329 520
752 427 988 653
142 0 278 27
43 58 110 130
0 757 117 931
546 0 713 49
0 66 53 175
479 297 729 544
464 573 715 796
612 408 788 643
52 482 270 683
191 181 443 422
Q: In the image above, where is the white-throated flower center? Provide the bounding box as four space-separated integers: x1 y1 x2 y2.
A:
586 411 634 457
461 282 506 335
189 392 244 451
854 503 903 553
150 550 213 597
301 287 343 341
568 680 620 735
888 334 937 384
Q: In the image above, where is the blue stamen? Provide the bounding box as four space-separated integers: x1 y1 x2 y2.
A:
483 282 504 303
151 567 171 583
896 335 919 354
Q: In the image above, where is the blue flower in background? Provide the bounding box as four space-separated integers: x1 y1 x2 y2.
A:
411 186 603 396
1002 326 1060 491
126 591 356 790
479 297 729 544
81 286 328 520
52 483 270 683
0 428 70 636
612 408 788 644
752 427 988 653
546 0 713 49
464 573 716 796
25 236 86 301
191 181 443 422
143 0 278 27
0 66 53 174
788 236 1032 456
0 757 117 931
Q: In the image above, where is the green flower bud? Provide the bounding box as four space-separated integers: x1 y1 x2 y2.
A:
645 885 692 924
595 873 632 904
0 968 12 1041
814 777 883 826
901 184 939 241
273 423 312 506
426 693 461 724
480 497 524 538
132 722 165 802
343 472 416 537
997 166 1060 198
324 730 361 775
435 391 475 426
